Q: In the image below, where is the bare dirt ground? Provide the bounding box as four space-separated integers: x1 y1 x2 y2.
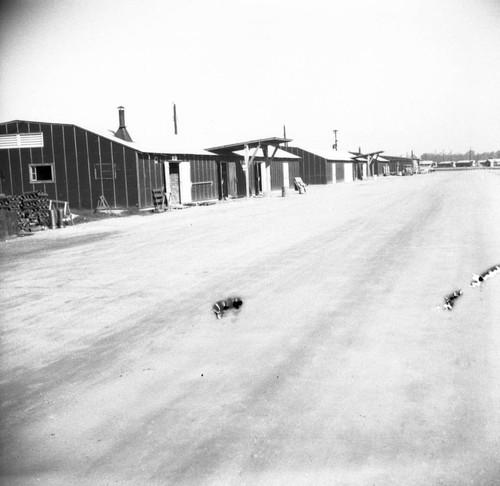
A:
1 171 500 486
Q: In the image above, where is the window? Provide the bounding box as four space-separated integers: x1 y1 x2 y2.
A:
0 132 44 149
94 163 116 180
29 164 54 183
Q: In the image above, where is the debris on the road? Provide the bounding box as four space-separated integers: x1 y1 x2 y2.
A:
212 297 243 319
437 263 499 311
470 264 500 287
443 289 463 311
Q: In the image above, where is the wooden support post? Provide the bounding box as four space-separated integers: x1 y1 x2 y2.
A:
247 144 260 196
163 161 171 207
244 144 250 198
261 145 269 195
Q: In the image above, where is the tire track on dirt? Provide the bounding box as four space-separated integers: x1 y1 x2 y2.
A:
79 182 447 484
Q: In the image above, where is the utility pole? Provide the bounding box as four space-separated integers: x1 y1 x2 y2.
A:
173 103 178 135
332 130 338 150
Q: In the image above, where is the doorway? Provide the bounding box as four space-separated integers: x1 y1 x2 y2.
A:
169 163 181 204
218 162 238 199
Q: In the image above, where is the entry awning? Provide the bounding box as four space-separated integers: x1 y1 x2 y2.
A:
350 150 385 160
206 137 292 154
230 147 300 160
206 137 295 198
353 155 389 163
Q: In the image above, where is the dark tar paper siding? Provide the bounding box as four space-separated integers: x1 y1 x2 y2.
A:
190 157 219 201
1 121 164 210
282 146 349 185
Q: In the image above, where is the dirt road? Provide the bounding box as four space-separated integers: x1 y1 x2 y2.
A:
1 171 500 485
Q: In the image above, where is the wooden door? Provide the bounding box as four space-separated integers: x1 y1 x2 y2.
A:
169 164 180 204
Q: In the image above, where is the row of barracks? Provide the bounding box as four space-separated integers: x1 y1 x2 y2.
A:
0 108 419 210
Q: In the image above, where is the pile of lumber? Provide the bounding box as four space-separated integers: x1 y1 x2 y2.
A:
0 191 51 233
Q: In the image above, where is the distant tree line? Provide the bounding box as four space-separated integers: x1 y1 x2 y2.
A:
419 150 500 162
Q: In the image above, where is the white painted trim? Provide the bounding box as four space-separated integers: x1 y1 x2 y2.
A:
179 161 192 204
344 162 354 182
0 132 44 149
282 162 289 188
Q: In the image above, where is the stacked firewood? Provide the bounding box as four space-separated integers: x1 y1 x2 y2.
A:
0 191 51 232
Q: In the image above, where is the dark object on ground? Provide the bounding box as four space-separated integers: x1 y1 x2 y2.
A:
0 209 18 239
212 297 243 319
470 264 500 287
443 289 463 311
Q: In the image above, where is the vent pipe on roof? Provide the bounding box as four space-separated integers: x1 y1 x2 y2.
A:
114 106 134 142
118 106 126 128
173 103 178 135
332 129 338 151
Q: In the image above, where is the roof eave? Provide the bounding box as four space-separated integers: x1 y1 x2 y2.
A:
206 137 293 154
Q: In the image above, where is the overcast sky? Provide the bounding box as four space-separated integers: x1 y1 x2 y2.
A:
1 0 499 157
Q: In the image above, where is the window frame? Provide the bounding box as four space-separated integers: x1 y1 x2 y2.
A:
94 163 116 180
29 163 55 183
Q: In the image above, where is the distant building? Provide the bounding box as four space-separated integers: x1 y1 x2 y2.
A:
376 155 420 176
437 161 455 168
483 158 500 167
416 160 434 174
455 160 475 168
280 146 365 184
